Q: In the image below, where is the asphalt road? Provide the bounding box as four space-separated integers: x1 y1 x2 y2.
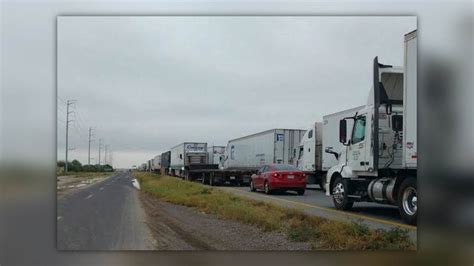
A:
217 184 417 240
57 172 155 250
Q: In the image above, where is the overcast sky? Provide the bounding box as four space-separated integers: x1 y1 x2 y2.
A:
57 16 416 168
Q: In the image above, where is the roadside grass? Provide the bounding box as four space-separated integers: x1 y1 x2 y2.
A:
57 171 112 178
134 172 415 250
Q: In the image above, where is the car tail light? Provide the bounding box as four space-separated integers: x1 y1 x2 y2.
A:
273 173 280 178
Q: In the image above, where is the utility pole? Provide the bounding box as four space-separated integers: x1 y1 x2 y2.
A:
88 127 93 165
98 138 103 165
64 100 75 172
104 144 109 165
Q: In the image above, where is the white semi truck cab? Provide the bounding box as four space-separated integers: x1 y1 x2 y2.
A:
325 30 417 224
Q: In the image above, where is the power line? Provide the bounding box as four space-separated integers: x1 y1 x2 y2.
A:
64 99 76 172
88 127 94 165
98 138 103 165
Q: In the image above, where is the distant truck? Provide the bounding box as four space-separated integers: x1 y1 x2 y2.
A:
170 142 216 178
151 154 161 172
160 151 171 175
147 159 152 172
177 129 305 186
207 146 225 166
224 128 306 169
296 106 363 190
325 30 417 224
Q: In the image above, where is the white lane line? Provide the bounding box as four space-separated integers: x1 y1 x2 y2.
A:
57 216 63 221
84 194 94 200
99 187 104 191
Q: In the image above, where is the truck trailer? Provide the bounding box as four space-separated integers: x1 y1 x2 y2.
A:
160 151 171 175
325 30 417 224
207 146 225 166
296 106 363 190
184 129 305 186
170 142 216 179
224 128 306 169
151 154 161 172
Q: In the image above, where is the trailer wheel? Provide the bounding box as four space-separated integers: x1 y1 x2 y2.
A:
331 176 353 210
398 177 417 225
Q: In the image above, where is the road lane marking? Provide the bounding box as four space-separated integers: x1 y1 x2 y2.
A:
84 194 94 200
226 187 417 231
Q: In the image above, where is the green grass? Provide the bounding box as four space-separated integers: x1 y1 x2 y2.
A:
134 172 415 250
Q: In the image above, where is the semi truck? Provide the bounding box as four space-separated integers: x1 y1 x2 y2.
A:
147 159 152 172
325 30 417 224
160 151 171 175
224 128 306 169
151 154 161 172
175 129 305 186
207 146 226 166
296 106 363 190
169 142 216 178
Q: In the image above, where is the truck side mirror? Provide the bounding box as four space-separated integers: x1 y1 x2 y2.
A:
339 119 347 144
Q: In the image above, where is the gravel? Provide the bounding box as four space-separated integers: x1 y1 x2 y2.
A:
140 193 311 250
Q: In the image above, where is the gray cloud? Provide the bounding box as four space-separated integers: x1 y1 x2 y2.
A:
57 16 416 168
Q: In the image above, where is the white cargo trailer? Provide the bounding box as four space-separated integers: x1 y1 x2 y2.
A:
325 30 418 224
185 129 305 186
147 159 152 172
170 142 213 178
151 155 161 172
207 146 225 165
224 129 306 170
296 106 363 189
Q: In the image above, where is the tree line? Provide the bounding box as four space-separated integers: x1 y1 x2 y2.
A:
57 160 113 172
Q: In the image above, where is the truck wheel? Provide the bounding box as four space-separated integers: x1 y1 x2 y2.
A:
264 181 272 195
297 189 305 196
250 180 256 192
398 177 417 225
331 176 353 210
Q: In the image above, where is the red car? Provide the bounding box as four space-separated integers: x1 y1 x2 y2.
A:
250 164 306 195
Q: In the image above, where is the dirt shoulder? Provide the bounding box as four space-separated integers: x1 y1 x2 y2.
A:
134 172 415 250
140 192 311 250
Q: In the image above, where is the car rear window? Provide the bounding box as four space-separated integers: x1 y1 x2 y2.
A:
272 164 298 171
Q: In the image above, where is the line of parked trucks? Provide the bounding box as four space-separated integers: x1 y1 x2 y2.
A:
136 30 417 225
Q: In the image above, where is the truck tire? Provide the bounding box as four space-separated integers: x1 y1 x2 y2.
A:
397 177 417 225
331 176 353 210
250 180 256 192
297 189 305 196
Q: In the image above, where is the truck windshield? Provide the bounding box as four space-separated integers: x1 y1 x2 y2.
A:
272 164 299 171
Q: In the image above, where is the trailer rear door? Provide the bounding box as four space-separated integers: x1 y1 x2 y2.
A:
403 30 417 168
